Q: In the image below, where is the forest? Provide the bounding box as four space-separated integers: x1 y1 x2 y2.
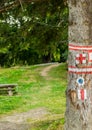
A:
0 0 68 67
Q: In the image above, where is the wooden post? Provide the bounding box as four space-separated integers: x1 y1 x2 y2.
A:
8 87 13 96
65 0 92 130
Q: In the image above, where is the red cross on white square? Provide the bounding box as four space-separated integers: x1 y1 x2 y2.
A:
76 54 86 64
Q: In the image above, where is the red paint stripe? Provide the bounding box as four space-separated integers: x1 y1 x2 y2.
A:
80 89 84 100
69 48 89 51
69 44 92 48
69 66 92 68
68 71 92 74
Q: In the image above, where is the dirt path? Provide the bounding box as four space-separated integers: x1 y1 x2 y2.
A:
0 108 50 130
0 63 61 130
40 63 60 77
0 108 49 130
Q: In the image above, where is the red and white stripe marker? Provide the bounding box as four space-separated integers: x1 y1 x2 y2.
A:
69 44 92 51
78 89 87 101
68 66 92 74
69 43 92 63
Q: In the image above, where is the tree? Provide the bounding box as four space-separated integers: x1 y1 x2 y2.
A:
0 0 68 66
65 0 92 130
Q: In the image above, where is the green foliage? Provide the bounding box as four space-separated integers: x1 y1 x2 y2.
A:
0 1 68 66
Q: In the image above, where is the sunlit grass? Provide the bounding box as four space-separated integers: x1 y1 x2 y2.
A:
0 63 67 129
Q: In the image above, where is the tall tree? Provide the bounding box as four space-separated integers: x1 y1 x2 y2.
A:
65 0 92 130
0 0 68 66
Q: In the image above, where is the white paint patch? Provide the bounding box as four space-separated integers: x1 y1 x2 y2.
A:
88 51 92 62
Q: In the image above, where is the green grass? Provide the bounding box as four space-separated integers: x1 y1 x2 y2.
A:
29 118 65 130
0 63 67 129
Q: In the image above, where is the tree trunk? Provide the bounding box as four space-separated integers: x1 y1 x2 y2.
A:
65 0 92 130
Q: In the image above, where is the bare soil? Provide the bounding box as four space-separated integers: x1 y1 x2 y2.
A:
40 63 60 77
0 108 49 130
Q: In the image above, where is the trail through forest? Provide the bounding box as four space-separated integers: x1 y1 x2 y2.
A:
40 63 60 77
0 63 61 130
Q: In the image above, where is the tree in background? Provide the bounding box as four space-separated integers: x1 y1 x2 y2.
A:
65 0 92 130
0 0 68 67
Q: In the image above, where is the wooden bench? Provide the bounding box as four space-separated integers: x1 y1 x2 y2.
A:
0 84 17 96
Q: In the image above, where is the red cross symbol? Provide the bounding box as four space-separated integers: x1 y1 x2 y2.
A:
76 54 86 64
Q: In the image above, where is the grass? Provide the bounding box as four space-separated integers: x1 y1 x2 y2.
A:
0 63 67 129
29 117 65 130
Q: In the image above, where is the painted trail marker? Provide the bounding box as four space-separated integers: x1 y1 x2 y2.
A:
78 89 87 101
69 43 92 51
76 54 86 64
77 77 84 86
68 66 92 74
69 43 92 64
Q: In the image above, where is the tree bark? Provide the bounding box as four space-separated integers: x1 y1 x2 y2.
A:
65 0 92 130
